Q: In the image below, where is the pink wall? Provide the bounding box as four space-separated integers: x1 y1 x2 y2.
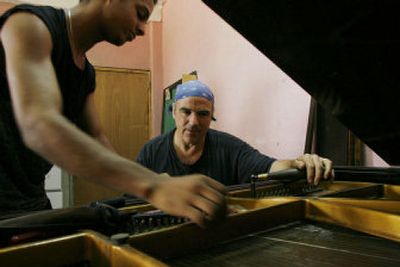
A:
162 0 310 159
365 146 389 167
161 0 389 166
87 36 150 70
0 2 15 14
87 23 163 136
148 22 164 136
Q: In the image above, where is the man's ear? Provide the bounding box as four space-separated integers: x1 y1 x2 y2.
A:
211 105 216 121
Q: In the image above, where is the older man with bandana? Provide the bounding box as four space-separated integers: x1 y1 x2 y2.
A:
137 80 334 186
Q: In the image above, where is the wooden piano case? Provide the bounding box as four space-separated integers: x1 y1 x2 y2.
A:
0 230 166 267
1 180 399 267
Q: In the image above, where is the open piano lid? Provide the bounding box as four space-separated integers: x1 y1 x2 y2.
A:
202 0 400 165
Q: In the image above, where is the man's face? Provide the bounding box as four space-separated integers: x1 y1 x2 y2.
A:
173 97 214 146
103 0 154 46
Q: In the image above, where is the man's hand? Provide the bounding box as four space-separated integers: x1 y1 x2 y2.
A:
145 174 227 228
293 153 334 185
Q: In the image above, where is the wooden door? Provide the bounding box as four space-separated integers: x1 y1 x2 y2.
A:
73 67 151 206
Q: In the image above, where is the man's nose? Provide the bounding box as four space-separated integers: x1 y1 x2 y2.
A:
188 113 200 125
135 26 145 36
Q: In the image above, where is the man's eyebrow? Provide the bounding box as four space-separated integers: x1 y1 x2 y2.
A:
179 107 211 114
179 107 192 113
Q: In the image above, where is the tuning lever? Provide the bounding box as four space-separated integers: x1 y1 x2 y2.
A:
251 168 306 182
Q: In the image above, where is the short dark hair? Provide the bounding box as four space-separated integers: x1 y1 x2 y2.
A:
153 0 158 4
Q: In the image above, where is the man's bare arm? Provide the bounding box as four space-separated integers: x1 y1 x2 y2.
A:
82 93 116 151
1 13 226 227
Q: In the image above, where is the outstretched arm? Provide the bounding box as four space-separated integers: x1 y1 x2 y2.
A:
1 12 226 227
270 153 334 185
82 93 116 152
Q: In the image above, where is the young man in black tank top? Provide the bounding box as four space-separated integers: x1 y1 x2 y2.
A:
0 0 226 227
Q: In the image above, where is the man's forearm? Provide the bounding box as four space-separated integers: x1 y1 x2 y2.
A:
95 133 116 152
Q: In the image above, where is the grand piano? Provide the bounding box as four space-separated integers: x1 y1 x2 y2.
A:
2 0 400 266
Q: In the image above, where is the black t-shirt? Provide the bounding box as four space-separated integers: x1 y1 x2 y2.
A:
137 129 276 185
0 5 95 216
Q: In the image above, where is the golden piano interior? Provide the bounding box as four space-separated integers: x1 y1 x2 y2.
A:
1 172 400 266
3 0 400 266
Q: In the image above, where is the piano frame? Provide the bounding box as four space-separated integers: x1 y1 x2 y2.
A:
1 180 400 266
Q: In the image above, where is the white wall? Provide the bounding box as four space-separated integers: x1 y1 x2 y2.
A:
365 146 389 167
45 166 63 208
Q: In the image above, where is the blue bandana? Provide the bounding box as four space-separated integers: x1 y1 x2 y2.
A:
175 80 214 103
173 80 216 121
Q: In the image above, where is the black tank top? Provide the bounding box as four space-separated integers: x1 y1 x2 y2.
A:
0 4 95 216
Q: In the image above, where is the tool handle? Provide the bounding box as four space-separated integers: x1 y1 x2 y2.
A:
255 168 306 181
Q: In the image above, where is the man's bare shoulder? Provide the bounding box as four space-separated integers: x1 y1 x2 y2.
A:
1 11 52 56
